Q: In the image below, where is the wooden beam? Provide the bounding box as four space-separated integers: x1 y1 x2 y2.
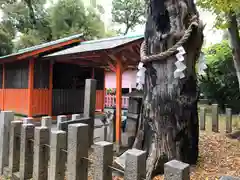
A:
49 61 53 116
17 39 82 60
44 54 101 61
103 52 117 72
115 59 123 152
56 59 104 67
28 59 34 117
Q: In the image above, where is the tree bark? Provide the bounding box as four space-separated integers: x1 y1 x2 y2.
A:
132 0 204 179
228 13 240 90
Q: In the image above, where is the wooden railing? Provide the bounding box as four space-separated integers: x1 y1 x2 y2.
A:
105 95 129 109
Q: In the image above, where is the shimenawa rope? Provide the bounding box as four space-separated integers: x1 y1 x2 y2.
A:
140 18 199 63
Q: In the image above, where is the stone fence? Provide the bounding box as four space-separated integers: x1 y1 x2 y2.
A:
0 112 193 180
199 104 236 133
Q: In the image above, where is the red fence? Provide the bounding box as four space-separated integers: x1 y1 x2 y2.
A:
104 95 129 109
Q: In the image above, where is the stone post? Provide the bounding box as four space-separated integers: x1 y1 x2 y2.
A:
200 107 206 130
23 117 33 124
93 141 113 180
67 123 89 180
57 115 67 130
48 130 66 180
33 126 50 180
41 116 52 128
212 104 219 132
226 108 232 133
164 160 190 180
124 149 146 180
103 125 108 141
19 123 35 180
84 79 97 146
9 121 22 176
72 114 82 120
0 111 14 174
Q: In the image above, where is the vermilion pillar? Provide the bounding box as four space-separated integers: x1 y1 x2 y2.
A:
28 59 34 117
49 62 53 116
115 60 122 152
103 70 106 111
2 64 5 110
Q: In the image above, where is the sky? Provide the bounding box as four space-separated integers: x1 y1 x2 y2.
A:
0 0 224 47
85 0 224 46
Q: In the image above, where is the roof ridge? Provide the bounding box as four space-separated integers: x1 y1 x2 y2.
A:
17 33 83 53
0 33 83 60
81 34 144 45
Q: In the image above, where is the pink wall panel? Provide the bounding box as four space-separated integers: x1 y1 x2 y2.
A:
105 70 137 88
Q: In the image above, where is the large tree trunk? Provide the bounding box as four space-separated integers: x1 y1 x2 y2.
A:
228 13 240 90
132 0 204 179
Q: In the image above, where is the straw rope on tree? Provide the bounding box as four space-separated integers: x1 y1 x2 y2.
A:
129 0 205 179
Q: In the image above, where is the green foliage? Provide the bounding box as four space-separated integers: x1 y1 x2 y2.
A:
14 30 43 50
0 0 107 53
0 29 13 56
111 0 145 35
197 0 240 29
198 40 240 112
49 0 106 40
83 7 106 39
49 0 86 39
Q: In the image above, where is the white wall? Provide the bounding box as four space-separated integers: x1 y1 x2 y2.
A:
105 70 137 89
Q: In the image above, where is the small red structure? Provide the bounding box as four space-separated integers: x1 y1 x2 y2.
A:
0 34 84 117
0 34 143 147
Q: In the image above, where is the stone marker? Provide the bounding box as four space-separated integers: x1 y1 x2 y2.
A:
41 116 52 128
93 141 113 180
212 104 219 132
57 115 67 130
23 117 33 124
226 108 232 133
220 176 240 180
84 79 97 146
0 111 14 174
124 149 146 180
9 121 22 176
33 126 50 180
200 107 206 130
164 160 190 180
72 114 82 120
67 123 89 180
49 130 66 180
19 123 35 180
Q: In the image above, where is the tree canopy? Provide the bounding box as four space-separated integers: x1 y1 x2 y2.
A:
197 0 240 28
199 40 240 112
0 29 13 56
111 0 145 35
197 0 240 91
0 0 108 52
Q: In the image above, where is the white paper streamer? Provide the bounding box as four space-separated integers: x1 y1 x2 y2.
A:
198 52 207 76
136 62 146 90
175 61 187 71
174 46 186 79
177 46 186 55
176 53 185 62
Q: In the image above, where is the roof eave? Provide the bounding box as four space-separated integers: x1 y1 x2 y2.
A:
0 33 84 61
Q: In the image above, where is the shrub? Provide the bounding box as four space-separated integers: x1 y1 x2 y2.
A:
198 40 240 113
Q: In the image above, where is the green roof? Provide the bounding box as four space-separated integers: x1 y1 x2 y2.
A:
0 33 83 60
46 34 144 57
